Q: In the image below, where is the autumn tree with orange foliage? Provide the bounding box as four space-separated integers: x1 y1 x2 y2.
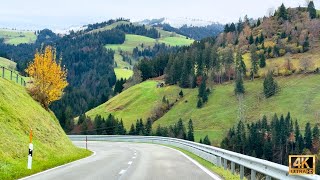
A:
26 46 68 109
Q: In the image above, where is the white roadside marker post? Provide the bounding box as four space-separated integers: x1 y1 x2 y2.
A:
28 129 33 169
86 136 88 150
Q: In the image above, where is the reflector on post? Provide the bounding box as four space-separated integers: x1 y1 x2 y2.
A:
28 129 33 169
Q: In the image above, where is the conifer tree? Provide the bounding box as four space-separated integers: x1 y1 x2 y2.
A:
259 54 266 68
256 19 261 26
305 122 313 150
312 125 320 153
129 124 136 135
278 3 288 20
145 118 152 136
308 1 317 19
250 45 259 80
263 71 278 98
263 139 273 161
78 114 86 125
249 34 254 44
235 70 245 95
259 32 264 43
179 90 184 98
187 119 194 141
303 36 310 52
197 99 203 108
235 49 246 76
198 76 208 106
118 119 126 135
203 135 211 145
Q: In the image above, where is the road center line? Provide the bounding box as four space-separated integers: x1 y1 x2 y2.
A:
119 169 126 174
128 161 132 165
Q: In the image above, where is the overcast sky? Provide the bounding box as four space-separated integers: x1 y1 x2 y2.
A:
1 0 319 30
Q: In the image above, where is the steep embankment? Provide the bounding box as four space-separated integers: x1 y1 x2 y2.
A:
0 78 91 179
87 74 320 145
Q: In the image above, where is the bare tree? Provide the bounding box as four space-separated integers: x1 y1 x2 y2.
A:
300 57 314 72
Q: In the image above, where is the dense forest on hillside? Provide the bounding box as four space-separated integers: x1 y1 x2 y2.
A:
50 29 126 127
159 23 224 40
84 18 130 32
221 112 320 173
133 3 320 89
115 23 160 39
132 43 180 59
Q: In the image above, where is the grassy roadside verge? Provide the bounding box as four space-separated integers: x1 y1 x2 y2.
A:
3 149 92 180
164 145 242 180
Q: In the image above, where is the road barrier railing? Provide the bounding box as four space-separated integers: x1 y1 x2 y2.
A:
69 135 320 180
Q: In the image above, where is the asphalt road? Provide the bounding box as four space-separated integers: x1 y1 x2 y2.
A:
22 141 221 180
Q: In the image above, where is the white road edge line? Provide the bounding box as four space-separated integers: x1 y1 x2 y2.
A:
128 161 132 165
163 146 222 180
19 150 96 180
119 169 126 174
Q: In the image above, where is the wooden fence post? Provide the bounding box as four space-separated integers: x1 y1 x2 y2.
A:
10 70 12 80
2 67 4 78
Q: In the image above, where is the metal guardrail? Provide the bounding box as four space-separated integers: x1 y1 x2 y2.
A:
69 135 320 180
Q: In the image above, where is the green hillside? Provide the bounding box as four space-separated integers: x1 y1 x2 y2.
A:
0 29 36 45
0 78 91 179
86 81 190 128
0 57 16 69
86 74 320 145
98 21 194 79
0 57 30 84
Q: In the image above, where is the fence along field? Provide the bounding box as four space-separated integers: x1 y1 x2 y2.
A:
0 66 26 86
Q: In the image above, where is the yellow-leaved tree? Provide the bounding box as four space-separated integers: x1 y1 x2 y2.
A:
26 46 68 109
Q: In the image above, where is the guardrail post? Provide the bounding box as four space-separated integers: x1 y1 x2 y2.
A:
251 169 256 180
266 176 271 180
223 158 227 170
231 161 235 174
240 165 244 180
217 156 222 166
2 67 4 78
21 77 23 85
10 71 12 80
16 74 18 83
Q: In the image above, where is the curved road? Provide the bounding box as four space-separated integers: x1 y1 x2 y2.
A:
23 141 221 180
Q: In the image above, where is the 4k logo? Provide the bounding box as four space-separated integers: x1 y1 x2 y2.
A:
289 155 315 175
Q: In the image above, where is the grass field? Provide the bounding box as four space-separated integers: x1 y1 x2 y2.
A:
114 68 133 80
0 29 36 45
0 78 91 179
159 36 194 46
106 34 157 53
87 74 320 145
